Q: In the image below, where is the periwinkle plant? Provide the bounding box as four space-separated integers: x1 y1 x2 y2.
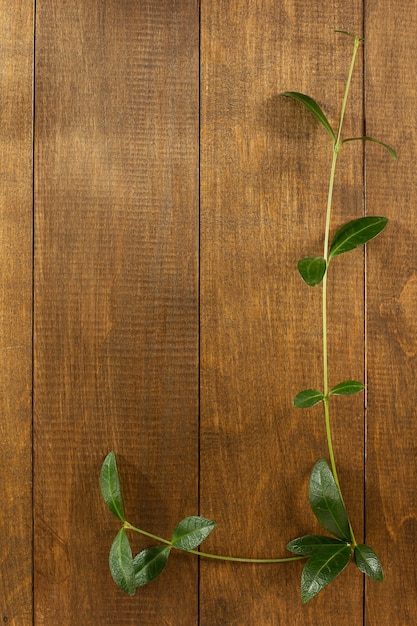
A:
100 31 395 604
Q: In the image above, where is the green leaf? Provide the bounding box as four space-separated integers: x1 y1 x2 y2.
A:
282 92 335 140
309 458 351 541
171 516 216 551
287 535 348 556
329 380 365 396
354 544 384 581
100 451 125 522
133 546 171 587
334 30 363 41
342 136 397 159
293 389 324 409
109 528 136 595
301 544 352 603
298 256 327 286
329 216 388 259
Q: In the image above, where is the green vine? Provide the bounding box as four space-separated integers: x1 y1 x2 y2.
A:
100 31 395 604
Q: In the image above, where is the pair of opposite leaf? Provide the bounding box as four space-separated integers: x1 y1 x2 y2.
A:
100 451 216 596
286 458 383 603
282 90 395 288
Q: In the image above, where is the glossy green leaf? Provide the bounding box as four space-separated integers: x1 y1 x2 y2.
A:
281 92 335 140
329 216 388 259
100 451 125 522
297 256 327 286
109 528 136 595
287 535 348 556
301 543 352 603
171 516 216 551
342 136 397 159
293 389 324 408
329 380 365 396
354 544 384 581
309 458 351 541
133 545 171 587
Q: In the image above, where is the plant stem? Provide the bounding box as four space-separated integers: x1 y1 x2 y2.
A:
185 549 304 564
321 35 361 546
124 521 304 564
124 521 172 547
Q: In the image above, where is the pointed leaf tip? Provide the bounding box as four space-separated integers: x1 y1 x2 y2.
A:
334 30 364 42
282 92 335 140
342 136 397 159
100 451 125 522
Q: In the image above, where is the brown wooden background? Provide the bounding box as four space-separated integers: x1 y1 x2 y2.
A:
1 1 416 624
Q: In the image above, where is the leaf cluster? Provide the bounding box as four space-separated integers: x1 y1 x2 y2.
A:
100 452 216 594
287 459 383 603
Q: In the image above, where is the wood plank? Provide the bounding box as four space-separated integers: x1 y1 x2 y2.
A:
34 1 199 623
200 2 366 623
365 3 417 623
0 2 34 624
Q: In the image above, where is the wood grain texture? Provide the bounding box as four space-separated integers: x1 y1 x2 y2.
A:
0 2 34 624
365 2 417 624
34 1 199 623
200 1 365 623
16 2 415 623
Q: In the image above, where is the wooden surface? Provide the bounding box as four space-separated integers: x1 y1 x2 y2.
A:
0 2 34 624
1 0 416 624
34 1 199 623
365 2 417 624
200 2 365 624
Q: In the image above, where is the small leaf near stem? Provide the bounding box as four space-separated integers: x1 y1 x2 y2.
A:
281 92 336 140
294 389 324 408
171 516 216 551
329 380 365 396
133 546 171 587
354 544 384 581
298 256 327 286
342 136 397 159
334 29 364 41
301 543 352 603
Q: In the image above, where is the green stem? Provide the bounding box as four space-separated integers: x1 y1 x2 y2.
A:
185 549 304 564
335 36 361 147
321 35 361 547
124 521 172 546
124 521 304 564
